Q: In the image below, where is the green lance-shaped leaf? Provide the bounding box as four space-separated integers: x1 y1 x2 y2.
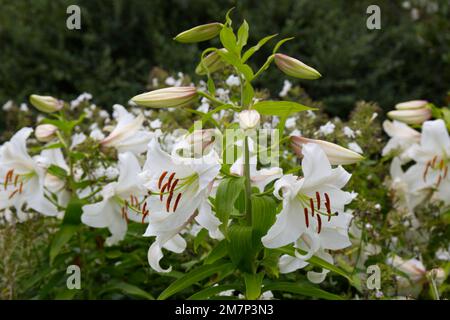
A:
187 284 242 300
102 281 155 300
251 195 277 239
158 261 234 300
227 225 260 273
49 224 78 265
220 25 238 56
237 20 249 52
242 34 278 63
253 100 316 117
204 240 228 265
263 281 344 300
215 177 245 234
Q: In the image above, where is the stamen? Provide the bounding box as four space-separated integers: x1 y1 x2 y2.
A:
304 207 309 228
167 172 176 190
315 192 321 210
309 198 315 217
436 175 442 187
160 182 169 201
423 161 430 182
14 175 19 187
444 166 448 179
121 207 129 223
439 159 444 170
19 181 23 194
8 189 19 200
431 156 437 168
173 193 182 212
158 171 168 189
142 202 148 223
169 179 179 193
166 192 174 212
317 214 322 234
324 193 331 221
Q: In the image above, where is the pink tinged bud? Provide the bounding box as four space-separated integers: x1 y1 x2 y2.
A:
274 53 321 80
29 94 63 113
174 22 223 43
239 110 260 130
395 100 428 110
131 87 197 108
195 49 228 75
387 108 432 125
35 124 58 142
291 136 364 165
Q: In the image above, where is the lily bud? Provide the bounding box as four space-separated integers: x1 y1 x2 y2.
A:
395 100 428 110
274 53 321 80
291 136 364 165
131 87 197 108
239 110 260 130
387 108 431 125
174 22 222 43
195 49 228 75
35 124 58 142
29 94 63 113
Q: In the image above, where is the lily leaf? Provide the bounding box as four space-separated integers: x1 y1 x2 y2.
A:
263 281 344 300
253 100 316 117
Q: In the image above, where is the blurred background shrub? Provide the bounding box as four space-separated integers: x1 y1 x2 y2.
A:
0 0 449 116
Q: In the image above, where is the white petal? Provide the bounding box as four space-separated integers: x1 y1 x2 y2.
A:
148 241 172 273
279 254 309 273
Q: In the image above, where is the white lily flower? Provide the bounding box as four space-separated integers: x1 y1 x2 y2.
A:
0 128 58 216
405 120 450 204
101 104 154 155
141 139 222 272
81 152 146 246
230 156 282 192
382 120 420 162
262 143 353 278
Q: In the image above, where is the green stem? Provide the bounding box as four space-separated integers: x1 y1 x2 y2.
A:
197 90 225 106
244 136 252 225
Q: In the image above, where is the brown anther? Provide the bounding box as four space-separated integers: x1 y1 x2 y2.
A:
315 191 321 210
309 198 315 217
439 159 445 170
436 175 442 187
431 156 437 168
173 193 182 212
167 172 176 190
423 161 430 182
166 192 174 212
19 182 24 194
130 195 135 207
444 166 448 179
14 175 19 188
121 207 129 223
158 171 168 189
142 202 149 223
160 181 169 201
169 179 179 193
304 207 309 228
317 214 322 234
8 189 19 200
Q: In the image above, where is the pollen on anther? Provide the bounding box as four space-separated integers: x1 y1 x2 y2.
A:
309 198 315 217
315 192 321 210
173 193 182 212
167 172 176 190
317 214 322 234
158 171 168 189
166 192 174 212
304 207 309 228
160 182 169 201
170 179 179 193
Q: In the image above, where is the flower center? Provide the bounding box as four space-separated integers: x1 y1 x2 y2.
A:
297 191 337 234
157 170 197 213
1 169 34 200
423 156 448 187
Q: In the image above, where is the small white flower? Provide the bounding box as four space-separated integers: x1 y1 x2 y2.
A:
2 100 13 111
150 119 162 129
343 126 355 139
90 129 105 141
318 121 335 135
279 80 293 97
285 117 297 129
225 75 240 87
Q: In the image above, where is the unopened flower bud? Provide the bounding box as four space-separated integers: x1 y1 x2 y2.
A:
387 108 431 125
239 110 260 130
174 22 222 43
291 136 364 165
35 124 58 142
30 95 63 113
395 100 428 110
274 53 321 80
131 87 197 108
195 49 228 75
